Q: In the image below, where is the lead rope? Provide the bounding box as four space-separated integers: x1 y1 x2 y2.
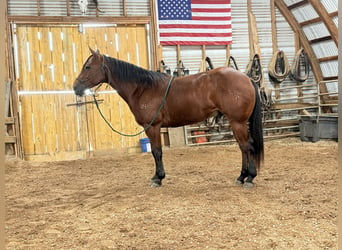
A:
92 76 174 137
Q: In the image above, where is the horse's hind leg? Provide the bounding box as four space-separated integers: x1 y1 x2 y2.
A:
230 121 257 188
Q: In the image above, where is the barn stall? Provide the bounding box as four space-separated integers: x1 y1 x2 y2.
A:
4 0 338 249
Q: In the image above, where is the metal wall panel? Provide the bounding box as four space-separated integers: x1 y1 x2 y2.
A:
8 0 149 16
40 0 68 16
8 0 38 16
126 0 150 16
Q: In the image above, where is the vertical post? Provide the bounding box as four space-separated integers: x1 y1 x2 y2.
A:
123 0 127 16
0 0 6 248
176 44 181 76
270 0 277 53
66 0 70 16
37 0 41 16
338 4 342 249
247 0 253 58
226 44 231 63
200 45 206 72
294 32 303 105
150 0 159 70
270 0 280 118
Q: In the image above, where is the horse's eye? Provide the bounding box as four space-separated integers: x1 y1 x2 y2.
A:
85 65 91 70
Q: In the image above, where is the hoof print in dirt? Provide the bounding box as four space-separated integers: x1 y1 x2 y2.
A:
150 180 162 188
243 182 254 188
235 179 244 186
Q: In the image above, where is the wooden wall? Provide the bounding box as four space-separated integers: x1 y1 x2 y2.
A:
15 24 150 160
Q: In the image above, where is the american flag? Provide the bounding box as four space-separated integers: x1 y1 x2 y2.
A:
156 0 232 46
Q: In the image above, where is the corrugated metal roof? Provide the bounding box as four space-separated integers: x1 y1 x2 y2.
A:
291 4 319 22
320 0 338 13
302 22 331 40
286 0 338 80
312 41 338 58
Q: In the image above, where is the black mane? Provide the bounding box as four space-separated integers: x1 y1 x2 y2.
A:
104 56 168 86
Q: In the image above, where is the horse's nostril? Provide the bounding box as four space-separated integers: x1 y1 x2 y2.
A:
73 85 84 96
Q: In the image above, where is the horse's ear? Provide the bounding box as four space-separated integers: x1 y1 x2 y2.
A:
89 47 100 56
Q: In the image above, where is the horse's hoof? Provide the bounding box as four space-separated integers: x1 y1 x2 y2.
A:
150 180 162 188
243 182 254 188
235 179 244 186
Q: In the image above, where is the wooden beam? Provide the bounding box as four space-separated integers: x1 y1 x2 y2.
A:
318 55 338 63
308 0 338 45
300 11 338 26
37 0 41 16
150 0 159 70
247 0 252 57
270 0 277 52
310 36 332 44
0 1 6 247
322 76 338 81
5 117 14 124
5 136 16 144
66 0 70 16
123 0 127 16
287 0 308 10
8 16 152 25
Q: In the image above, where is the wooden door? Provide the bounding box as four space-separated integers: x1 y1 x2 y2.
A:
15 24 150 160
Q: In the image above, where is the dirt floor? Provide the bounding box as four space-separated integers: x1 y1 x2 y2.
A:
5 138 337 249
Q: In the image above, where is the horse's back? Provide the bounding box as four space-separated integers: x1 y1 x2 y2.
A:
210 67 253 88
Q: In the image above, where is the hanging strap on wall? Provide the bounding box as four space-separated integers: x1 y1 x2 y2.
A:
245 53 263 87
226 56 239 71
246 54 274 120
205 57 214 71
173 60 189 76
290 48 310 82
157 60 171 75
268 50 290 84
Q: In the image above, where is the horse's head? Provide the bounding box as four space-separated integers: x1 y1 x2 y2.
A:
73 48 107 96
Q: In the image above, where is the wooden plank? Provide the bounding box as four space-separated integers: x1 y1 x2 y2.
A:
51 27 65 90
168 127 185 148
66 27 85 152
19 96 35 155
136 25 149 68
31 26 47 155
26 27 45 155
5 117 14 124
16 27 33 155
59 27 76 152
42 27 58 154
8 16 151 25
5 136 16 143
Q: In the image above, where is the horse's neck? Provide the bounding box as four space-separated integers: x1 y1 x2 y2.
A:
111 81 141 107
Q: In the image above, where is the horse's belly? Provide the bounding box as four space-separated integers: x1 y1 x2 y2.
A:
162 105 215 127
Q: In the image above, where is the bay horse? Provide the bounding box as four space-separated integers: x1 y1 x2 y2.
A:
73 48 264 188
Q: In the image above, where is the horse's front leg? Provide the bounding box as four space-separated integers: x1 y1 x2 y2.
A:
145 126 165 187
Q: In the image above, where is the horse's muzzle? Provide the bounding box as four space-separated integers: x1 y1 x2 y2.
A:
73 83 85 96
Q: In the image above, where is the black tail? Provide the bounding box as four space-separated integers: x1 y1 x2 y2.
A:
249 82 264 170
